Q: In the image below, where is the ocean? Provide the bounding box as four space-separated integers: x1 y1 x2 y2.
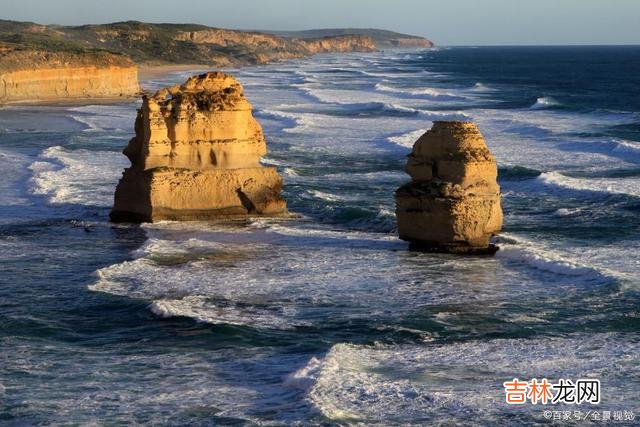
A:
1 46 639 425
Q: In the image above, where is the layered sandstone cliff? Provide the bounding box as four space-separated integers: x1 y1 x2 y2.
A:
174 30 377 63
0 49 139 104
295 35 376 53
385 37 434 48
110 72 287 222
174 29 289 49
395 121 503 254
266 28 434 49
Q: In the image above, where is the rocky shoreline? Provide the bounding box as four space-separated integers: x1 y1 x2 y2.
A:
0 19 433 104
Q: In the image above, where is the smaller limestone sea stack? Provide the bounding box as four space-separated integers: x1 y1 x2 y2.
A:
395 121 503 254
111 72 287 222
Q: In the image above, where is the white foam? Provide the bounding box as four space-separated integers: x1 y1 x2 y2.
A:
374 82 462 100
553 207 584 217
538 171 640 197
321 170 406 183
530 96 561 109
94 214 608 333
613 139 640 157
283 167 299 177
149 295 303 330
383 102 420 114
257 109 313 133
469 82 494 92
297 334 639 423
467 107 640 171
497 241 600 278
301 87 402 106
283 357 323 391
252 221 400 244
68 104 137 133
387 128 428 148
419 109 471 121
92 221 522 330
495 232 637 285
305 190 345 202
28 146 127 206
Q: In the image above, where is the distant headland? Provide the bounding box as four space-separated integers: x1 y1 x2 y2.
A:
0 19 433 104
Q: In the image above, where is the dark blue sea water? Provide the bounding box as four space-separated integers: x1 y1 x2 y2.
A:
1 47 639 424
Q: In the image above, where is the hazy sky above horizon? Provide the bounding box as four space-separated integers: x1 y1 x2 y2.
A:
3 0 639 45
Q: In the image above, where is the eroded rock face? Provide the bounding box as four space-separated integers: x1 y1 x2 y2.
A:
295 35 377 53
0 50 139 104
110 72 287 222
395 121 503 254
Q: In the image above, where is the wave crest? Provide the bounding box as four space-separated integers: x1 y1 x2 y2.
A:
387 129 428 148
530 97 561 109
374 82 463 100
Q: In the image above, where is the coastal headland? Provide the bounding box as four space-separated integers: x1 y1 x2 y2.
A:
0 20 433 104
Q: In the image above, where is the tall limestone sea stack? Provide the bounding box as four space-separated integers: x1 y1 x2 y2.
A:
395 121 503 254
110 72 287 222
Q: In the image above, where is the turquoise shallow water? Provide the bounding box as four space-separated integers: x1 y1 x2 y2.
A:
1 47 639 424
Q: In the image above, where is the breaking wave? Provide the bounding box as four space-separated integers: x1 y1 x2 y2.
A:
374 82 463 100
290 334 639 424
537 171 640 198
28 146 126 206
386 128 428 148
68 104 136 133
530 97 561 109
496 234 605 279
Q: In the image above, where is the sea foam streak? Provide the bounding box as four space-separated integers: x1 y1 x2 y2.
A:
28 146 127 206
374 82 464 100
292 334 639 423
149 295 303 330
68 104 137 133
469 82 494 92
612 139 640 157
538 171 640 197
92 220 563 331
496 233 604 279
530 97 561 109
387 128 428 148
256 109 311 133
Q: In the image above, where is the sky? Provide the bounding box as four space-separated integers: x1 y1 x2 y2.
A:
2 0 639 45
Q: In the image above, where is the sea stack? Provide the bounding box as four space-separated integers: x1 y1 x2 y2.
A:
395 121 503 254
110 72 287 222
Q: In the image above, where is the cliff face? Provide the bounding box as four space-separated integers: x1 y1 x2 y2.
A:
111 72 287 222
264 28 434 49
295 35 376 53
385 37 434 48
0 49 139 103
0 20 433 104
1 21 420 69
174 29 288 49
174 30 377 62
395 121 503 254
